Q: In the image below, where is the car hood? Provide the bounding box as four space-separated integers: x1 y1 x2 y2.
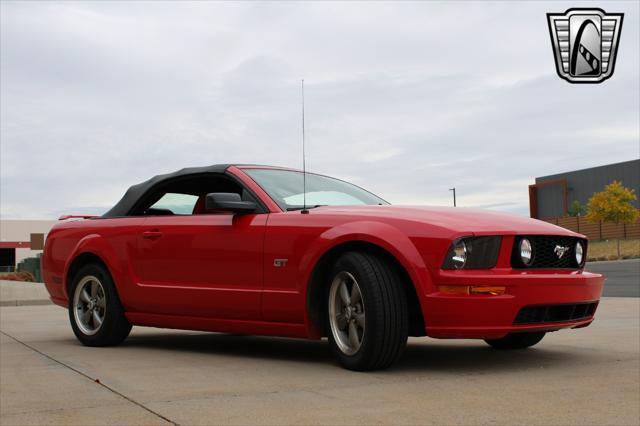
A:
312 205 581 237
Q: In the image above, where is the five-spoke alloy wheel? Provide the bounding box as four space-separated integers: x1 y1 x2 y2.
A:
326 251 408 371
68 263 131 346
73 275 106 335
329 271 366 355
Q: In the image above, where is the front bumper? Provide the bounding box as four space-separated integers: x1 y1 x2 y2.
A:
423 269 604 339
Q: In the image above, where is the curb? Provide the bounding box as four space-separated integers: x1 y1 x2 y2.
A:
0 299 53 307
1 280 52 307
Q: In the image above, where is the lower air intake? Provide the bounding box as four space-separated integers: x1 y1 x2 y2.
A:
514 302 598 325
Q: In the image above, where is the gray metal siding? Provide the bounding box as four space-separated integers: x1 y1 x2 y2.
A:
537 184 565 218
535 159 640 217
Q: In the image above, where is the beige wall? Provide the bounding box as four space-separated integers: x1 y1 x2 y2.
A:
0 220 57 265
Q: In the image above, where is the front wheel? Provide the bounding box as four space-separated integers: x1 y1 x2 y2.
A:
68 263 132 346
326 252 408 371
485 332 545 350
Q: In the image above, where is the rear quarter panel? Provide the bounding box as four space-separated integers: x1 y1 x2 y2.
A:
43 218 146 308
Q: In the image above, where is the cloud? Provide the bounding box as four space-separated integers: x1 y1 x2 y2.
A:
1 1 638 219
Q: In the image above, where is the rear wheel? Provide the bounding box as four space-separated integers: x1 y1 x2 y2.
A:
485 332 545 350
326 252 408 371
68 263 131 346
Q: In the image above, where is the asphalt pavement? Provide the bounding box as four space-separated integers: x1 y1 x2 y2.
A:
587 259 640 297
1 299 638 425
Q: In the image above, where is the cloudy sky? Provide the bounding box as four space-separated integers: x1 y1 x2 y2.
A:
1 1 638 219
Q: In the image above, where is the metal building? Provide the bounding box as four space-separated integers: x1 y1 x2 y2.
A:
529 159 640 219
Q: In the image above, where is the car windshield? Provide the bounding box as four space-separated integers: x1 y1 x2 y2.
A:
243 168 389 211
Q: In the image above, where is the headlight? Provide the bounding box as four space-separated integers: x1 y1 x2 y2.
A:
575 241 584 266
450 240 467 269
520 238 533 266
442 236 502 270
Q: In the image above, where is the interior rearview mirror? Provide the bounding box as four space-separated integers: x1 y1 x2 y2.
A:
205 193 257 214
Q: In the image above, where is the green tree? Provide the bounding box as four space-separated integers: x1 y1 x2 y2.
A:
567 200 586 217
586 181 639 258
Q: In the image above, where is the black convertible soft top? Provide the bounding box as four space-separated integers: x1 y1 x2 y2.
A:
102 164 231 217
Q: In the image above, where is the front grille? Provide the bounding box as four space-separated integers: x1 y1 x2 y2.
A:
511 235 586 269
514 302 598 325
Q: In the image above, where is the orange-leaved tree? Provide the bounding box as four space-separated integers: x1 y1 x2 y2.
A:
586 180 639 258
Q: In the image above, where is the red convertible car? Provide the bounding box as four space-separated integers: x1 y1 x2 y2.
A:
43 164 604 370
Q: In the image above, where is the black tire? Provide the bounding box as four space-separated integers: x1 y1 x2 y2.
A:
68 263 132 346
485 332 545 350
326 251 408 371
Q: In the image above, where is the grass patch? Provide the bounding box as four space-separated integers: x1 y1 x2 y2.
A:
588 239 640 261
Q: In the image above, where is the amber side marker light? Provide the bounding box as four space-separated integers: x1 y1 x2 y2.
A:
439 286 506 296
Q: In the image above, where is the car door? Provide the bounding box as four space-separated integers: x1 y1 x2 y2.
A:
134 187 267 320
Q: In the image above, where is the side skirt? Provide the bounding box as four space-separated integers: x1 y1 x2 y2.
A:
125 312 309 339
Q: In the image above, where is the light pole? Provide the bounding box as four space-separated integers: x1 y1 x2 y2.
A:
449 187 456 207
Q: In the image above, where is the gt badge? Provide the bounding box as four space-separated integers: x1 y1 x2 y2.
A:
547 8 623 83
554 245 570 259
273 259 288 267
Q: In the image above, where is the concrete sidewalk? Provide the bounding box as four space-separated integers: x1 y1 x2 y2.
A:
1 298 638 425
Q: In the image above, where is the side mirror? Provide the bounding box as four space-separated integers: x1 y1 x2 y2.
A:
205 193 257 214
